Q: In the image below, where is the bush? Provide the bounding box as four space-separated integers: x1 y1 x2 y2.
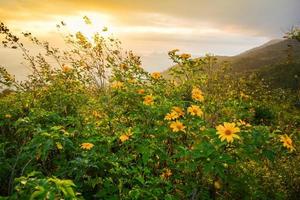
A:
0 18 299 199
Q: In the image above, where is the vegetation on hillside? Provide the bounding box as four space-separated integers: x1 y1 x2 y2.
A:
0 19 299 199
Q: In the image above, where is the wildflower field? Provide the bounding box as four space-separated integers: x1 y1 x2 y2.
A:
0 21 299 200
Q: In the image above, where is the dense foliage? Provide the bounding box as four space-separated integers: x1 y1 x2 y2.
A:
0 19 299 199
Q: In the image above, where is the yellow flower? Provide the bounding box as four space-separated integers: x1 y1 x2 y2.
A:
5 114 12 119
62 65 72 73
143 95 154 106
128 78 137 83
171 107 185 117
151 72 161 79
237 119 251 127
214 180 221 190
187 105 203 117
216 122 240 143
192 87 204 102
240 92 250 99
119 134 130 142
160 168 172 179
280 134 295 152
164 112 179 121
80 142 94 150
137 89 145 94
119 129 133 143
92 111 101 118
56 142 63 150
111 81 124 89
170 121 186 132
119 63 128 70
200 126 206 131
180 53 191 59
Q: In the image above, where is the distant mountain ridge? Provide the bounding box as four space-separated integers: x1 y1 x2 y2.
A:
164 38 300 89
216 39 300 72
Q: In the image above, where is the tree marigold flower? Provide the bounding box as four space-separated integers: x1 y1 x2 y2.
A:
240 92 250 99
128 78 137 83
160 168 172 179
5 114 12 119
56 142 63 150
92 111 101 118
216 122 240 143
62 65 72 73
111 81 124 89
171 106 185 117
237 119 251 127
143 95 154 105
280 134 295 152
119 129 133 143
164 112 179 121
119 134 130 142
137 89 145 94
119 63 128 70
214 180 221 189
180 53 191 59
170 121 186 132
80 142 94 150
151 72 161 79
192 87 204 101
187 105 203 117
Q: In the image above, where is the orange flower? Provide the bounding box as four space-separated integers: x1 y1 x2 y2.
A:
62 65 72 73
180 53 191 59
280 134 295 152
92 111 101 118
143 95 154 105
170 121 186 132
119 129 133 143
137 89 145 94
151 72 161 79
120 134 130 142
187 105 203 117
192 87 204 102
80 143 94 150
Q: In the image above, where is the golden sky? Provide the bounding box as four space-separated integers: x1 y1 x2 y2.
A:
1 0 300 77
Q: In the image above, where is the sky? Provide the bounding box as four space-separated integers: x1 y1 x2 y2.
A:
0 0 300 79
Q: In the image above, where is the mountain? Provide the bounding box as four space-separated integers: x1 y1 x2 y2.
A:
164 38 300 89
217 39 300 72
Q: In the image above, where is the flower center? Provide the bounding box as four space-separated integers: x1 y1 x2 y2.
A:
225 130 232 135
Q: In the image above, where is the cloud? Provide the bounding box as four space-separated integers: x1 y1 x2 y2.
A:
0 0 299 74
0 0 299 36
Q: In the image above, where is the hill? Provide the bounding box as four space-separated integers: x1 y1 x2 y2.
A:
226 39 300 72
165 39 300 89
